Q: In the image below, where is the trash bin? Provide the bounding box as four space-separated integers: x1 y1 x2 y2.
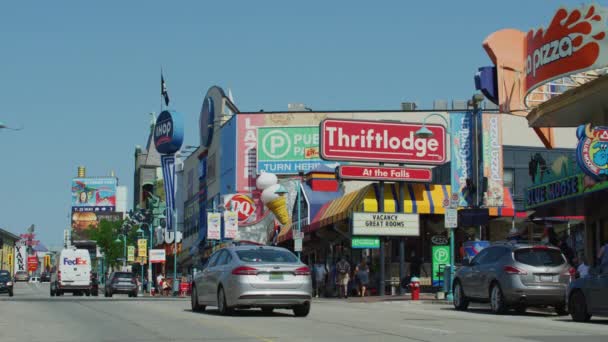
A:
409 277 420 300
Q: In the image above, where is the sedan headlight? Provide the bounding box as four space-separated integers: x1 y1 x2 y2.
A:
6 282 12 286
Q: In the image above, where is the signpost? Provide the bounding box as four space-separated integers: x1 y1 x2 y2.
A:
338 165 432 182
351 237 380 249
432 245 450 287
320 119 446 164
352 212 420 236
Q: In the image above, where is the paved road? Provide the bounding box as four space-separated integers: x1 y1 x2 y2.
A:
1 282 607 342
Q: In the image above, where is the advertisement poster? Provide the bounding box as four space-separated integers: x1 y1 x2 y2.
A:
223 211 238 239
207 212 221 240
449 112 473 207
257 126 336 174
149 249 166 263
127 246 135 262
431 245 451 287
351 212 419 236
482 113 504 207
14 245 26 272
137 239 147 257
71 178 117 212
27 256 38 272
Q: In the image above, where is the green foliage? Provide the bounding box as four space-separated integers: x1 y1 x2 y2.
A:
88 219 141 268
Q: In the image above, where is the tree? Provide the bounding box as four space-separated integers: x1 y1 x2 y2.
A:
88 219 140 269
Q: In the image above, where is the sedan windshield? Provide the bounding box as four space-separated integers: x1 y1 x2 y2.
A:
236 249 299 263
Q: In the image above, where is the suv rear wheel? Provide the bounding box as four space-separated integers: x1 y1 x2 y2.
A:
490 283 507 314
453 281 469 311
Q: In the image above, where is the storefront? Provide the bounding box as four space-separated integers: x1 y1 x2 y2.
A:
279 182 515 290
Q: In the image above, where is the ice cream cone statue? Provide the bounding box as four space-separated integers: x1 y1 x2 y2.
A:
257 172 291 226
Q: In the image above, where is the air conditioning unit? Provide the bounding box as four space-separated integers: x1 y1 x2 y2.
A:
401 102 417 111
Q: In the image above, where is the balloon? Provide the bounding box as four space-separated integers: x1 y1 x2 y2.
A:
261 184 281 204
256 172 278 190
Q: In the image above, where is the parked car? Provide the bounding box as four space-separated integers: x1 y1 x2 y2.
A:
29 276 40 283
40 272 51 282
0 273 14 297
105 272 138 298
453 242 570 315
191 246 312 317
567 265 608 322
14 271 29 282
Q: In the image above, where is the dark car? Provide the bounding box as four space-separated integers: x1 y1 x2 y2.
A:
40 272 51 282
105 272 138 298
453 242 570 315
0 273 14 297
567 265 608 322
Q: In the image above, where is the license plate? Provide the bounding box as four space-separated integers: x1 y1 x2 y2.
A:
269 273 283 281
540 275 553 282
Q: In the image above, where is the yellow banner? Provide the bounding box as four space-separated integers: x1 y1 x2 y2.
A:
127 246 135 262
138 239 147 257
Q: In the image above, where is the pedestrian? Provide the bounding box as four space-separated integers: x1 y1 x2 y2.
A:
597 241 608 272
335 256 351 299
163 275 171 296
575 256 590 278
355 260 370 297
312 260 328 298
143 278 148 293
156 273 163 296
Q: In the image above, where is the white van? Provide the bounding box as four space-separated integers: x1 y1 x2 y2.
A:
50 247 92 296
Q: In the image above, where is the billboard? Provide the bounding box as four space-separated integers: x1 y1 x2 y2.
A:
71 212 122 231
320 119 446 164
482 114 504 207
450 112 473 207
14 244 27 272
257 126 337 174
351 212 420 236
71 178 117 212
223 194 256 224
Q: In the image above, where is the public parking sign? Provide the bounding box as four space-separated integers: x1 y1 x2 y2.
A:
320 119 446 164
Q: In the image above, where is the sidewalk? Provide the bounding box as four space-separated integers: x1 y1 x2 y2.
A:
314 292 451 305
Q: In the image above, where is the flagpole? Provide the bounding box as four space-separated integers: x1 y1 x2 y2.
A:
160 66 164 112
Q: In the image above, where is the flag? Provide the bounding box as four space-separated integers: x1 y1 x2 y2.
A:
161 73 170 107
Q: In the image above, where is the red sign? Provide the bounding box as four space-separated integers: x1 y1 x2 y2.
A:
320 119 446 164
224 194 256 222
525 4 608 94
338 165 432 182
27 256 38 271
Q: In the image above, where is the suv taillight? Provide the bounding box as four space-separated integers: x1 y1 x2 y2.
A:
294 266 311 276
504 266 527 275
231 266 258 275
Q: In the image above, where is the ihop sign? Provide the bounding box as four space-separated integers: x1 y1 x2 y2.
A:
154 110 184 154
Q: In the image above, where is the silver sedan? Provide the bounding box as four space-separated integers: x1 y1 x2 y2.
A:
191 245 312 317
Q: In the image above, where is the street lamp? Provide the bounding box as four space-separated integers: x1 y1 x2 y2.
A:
115 234 126 269
415 113 455 301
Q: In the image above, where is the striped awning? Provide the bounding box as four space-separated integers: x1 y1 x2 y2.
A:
304 183 516 234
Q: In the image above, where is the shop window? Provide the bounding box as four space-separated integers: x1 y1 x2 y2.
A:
504 169 514 196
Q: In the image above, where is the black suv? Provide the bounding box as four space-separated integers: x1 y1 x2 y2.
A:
105 272 138 298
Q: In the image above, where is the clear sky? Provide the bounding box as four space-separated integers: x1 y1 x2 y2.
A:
0 0 589 246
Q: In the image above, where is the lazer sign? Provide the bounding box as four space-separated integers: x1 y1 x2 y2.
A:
320 119 446 164
63 257 88 265
338 165 432 182
154 110 184 154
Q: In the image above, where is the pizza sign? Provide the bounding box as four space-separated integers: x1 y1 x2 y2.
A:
576 124 608 180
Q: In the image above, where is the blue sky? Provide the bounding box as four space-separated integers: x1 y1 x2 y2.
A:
0 0 589 245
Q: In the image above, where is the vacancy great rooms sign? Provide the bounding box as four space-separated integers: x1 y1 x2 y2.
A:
320 119 446 164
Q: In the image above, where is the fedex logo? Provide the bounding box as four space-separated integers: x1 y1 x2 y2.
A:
63 257 87 266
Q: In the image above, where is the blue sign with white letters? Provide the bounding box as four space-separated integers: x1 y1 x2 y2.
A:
154 110 184 154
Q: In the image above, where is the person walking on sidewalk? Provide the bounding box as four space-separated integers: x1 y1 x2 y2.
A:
355 260 370 297
336 256 351 299
313 260 328 298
